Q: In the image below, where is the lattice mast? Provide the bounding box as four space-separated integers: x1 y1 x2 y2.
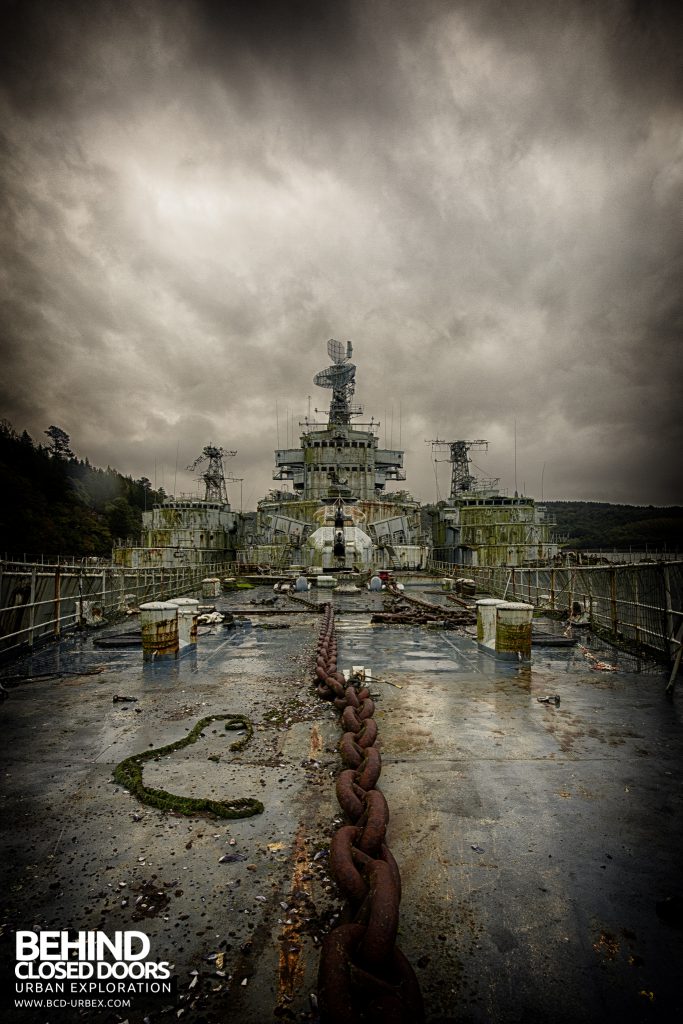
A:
187 445 237 504
429 439 489 499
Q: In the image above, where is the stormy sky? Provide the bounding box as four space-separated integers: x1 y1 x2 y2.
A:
1 0 681 508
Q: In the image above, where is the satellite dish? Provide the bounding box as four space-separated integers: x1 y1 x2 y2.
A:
327 338 345 364
314 363 356 389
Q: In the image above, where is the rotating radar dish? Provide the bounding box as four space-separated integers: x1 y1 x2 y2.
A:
314 363 356 388
327 338 345 364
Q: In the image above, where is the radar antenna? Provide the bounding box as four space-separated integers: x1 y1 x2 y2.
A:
428 439 493 499
187 444 236 504
314 338 356 425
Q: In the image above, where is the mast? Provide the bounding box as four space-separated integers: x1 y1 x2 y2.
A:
187 445 236 504
429 439 491 499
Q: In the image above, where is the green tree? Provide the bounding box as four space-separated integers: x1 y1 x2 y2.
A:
105 497 141 541
44 425 74 460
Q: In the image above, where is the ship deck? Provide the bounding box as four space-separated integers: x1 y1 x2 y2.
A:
1 579 681 1023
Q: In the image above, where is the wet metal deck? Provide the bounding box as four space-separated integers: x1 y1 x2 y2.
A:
1 582 682 1023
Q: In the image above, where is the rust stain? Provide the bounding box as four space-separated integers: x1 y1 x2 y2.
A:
141 617 178 657
276 823 312 1009
309 723 323 756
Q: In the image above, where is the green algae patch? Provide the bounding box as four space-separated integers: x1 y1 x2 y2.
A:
113 714 264 819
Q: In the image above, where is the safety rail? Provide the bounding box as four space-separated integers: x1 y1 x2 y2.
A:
0 559 237 658
427 559 683 659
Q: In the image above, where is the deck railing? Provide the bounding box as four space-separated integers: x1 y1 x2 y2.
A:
0 559 237 658
428 559 683 659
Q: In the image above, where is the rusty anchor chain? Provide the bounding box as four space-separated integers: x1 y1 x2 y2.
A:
313 602 425 1024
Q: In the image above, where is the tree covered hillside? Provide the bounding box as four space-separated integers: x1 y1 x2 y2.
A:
545 501 683 551
0 420 166 559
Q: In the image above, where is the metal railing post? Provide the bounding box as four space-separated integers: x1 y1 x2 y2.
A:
663 564 675 658
28 567 37 648
550 568 555 612
54 567 62 639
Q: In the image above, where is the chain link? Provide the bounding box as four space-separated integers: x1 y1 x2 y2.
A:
314 602 425 1023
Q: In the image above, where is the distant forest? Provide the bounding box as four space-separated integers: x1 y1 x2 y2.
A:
0 420 681 559
0 420 166 559
544 501 682 552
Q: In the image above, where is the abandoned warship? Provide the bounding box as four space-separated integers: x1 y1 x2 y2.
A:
113 339 556 575
0 341 682 1024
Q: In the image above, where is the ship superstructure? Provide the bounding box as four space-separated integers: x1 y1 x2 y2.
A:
113 445 240 568
111 345 556 573
428 439 558 566
242 340 430 570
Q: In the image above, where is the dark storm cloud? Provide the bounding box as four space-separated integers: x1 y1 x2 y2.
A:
463 0 683 93
187 0 426 122
0 0 681 505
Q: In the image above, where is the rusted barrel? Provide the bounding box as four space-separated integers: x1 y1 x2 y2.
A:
140 601 179 661
495 602 534 661
201 577 221 599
